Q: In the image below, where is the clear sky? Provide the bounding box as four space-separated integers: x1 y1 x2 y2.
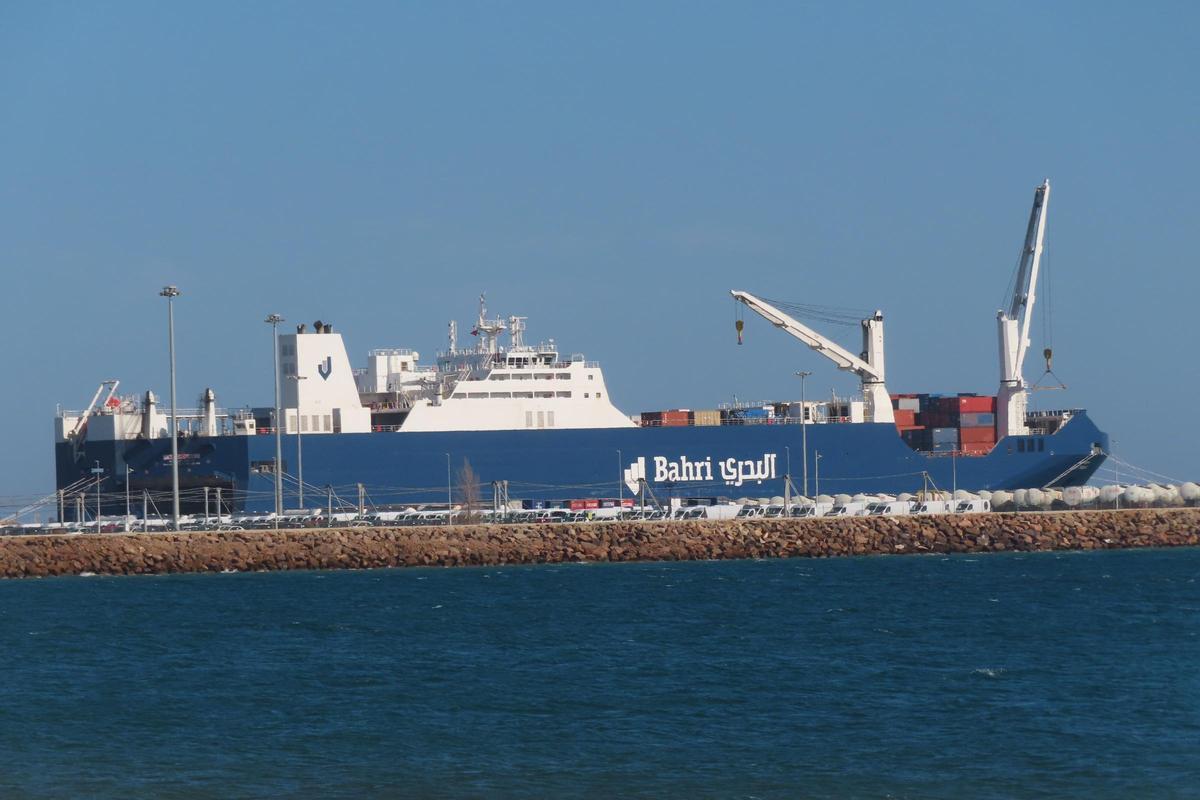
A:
1 1 1197 503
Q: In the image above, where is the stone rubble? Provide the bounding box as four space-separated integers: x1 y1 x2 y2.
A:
1 509 1197 579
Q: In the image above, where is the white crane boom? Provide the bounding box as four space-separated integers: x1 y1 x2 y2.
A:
69 379 119 439
731 290 893 424
997 179 1050 439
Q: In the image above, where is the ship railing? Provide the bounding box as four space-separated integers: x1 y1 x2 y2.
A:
58 406 225 418
1026 409 1082 419
370 424 403 432
638 415 851 428
368 348 417 357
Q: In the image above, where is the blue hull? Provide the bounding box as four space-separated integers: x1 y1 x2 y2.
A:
57 413 1108 517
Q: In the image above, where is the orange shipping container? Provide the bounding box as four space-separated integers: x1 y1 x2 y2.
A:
960 427 997 444
957 396 996 413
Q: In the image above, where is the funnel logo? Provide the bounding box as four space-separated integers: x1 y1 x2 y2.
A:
317 356 333 380
623 457 646 495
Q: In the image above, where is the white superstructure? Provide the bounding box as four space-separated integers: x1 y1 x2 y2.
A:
387 297 634 432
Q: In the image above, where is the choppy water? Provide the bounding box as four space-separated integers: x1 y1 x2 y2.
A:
1 549 1198 798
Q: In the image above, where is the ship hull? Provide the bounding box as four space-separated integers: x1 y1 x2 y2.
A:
56 412 1108 518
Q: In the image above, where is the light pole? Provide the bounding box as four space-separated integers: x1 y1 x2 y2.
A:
1114 438 1120 510
125 465 131 532
288 374 308 509
265 314 285 518
814 450 822 498
160 285 181 528
796 371 811 497
446 452 452 526
92 461 104 534
617 449 623 507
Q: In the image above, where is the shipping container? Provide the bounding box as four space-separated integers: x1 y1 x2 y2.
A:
893 409 917 427
693 409 721 427
661 410 692 427
959 427 997 445
957 395 996 413
959 412 995 427
931 426 959 443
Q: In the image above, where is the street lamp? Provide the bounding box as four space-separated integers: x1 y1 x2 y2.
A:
159 285 181 529
125 465 132 532
265 314 285 518
617 449 623 507
814 450 822 498
288 373 308 509
91 461 104 534
446 452 452 526
795 371 812 497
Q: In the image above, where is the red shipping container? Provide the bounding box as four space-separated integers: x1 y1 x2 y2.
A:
661 410 692 427
958 396 996 413
959 427 997 444
893 409 916 426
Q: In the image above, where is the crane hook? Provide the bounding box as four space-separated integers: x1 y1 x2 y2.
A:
735 318 744 345
1043 347 1053 372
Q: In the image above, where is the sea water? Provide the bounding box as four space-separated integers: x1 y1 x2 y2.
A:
1 549 1197 798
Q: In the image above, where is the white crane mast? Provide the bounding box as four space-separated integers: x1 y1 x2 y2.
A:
997 179 1050 439
731 290 894 424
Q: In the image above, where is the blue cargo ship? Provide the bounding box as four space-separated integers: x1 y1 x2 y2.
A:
53 180 1108 519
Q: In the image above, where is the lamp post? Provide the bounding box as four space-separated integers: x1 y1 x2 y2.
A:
446 452 452 526
288 374 308 509
265 314 285 518
159 285 181 529
91 461 104 534
124 465 131 532
1114 439 1120 510
617 449 623 507
814 450 822 498
795 371 812 497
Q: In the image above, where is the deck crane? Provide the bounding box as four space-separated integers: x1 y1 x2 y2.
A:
997 179 1050 439
68 379 120 439
730 291 894 424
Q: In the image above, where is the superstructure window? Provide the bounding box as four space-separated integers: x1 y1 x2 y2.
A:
556 373 571 380
490 392 512 399
556 391 572 398
535 373 554 380
512 391 533 399
467 392 488 399
535 391 554 398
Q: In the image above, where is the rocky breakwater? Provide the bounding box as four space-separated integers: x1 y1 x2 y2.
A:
1 508 1198 579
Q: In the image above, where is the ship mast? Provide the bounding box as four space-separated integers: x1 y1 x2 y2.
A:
997 179 1050 439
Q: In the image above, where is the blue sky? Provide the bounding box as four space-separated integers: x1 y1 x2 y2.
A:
1 1 1197 501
